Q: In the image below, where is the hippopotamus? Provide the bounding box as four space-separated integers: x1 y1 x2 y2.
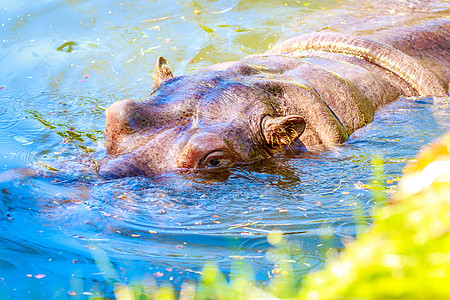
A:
98 13 449 178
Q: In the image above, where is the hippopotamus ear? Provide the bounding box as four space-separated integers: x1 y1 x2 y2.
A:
262 115 306 148
152 56 173 88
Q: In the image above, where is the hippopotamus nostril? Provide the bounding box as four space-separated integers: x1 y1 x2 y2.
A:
105 99 138 136
104 99 162 154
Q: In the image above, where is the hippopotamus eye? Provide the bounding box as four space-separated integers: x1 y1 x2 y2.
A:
201 151 228 169
207 158 223 168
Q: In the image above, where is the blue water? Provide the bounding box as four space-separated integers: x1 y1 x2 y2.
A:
1 0 449 298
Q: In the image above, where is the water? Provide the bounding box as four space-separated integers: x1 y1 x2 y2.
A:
0 0 449 298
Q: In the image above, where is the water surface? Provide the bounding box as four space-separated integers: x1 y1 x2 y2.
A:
0 0 449 298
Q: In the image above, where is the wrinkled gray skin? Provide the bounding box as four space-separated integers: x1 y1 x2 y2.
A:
99 15 450 178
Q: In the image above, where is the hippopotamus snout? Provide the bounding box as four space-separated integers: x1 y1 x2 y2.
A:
99 124 180 178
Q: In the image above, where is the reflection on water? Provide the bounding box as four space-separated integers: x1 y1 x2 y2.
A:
0 0 449 298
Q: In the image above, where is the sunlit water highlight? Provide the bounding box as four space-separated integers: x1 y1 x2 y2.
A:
0 0 449 298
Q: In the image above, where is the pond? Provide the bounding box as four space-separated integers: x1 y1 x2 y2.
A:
0 0 449 298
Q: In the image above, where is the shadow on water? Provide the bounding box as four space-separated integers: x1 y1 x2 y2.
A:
0 0 449 298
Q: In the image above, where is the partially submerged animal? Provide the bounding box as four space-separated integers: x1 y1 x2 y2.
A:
98 7 449 179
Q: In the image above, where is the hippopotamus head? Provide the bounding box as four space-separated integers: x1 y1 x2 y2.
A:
99 57 306 178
